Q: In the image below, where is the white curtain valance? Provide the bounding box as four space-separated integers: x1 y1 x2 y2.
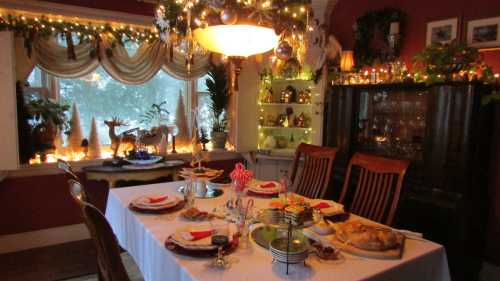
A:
16 35 210 84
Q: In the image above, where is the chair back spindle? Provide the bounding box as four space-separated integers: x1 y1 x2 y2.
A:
290 143 338 199
339 153 409 226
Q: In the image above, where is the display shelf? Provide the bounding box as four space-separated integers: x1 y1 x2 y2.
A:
259 103 312 106
259 126 312 130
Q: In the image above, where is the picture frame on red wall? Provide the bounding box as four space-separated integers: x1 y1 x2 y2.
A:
426 18 459 46
467 16 500 49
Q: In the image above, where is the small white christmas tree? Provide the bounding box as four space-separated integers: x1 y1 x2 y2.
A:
68 102 83 153
175 90 190 148
87 117 101 159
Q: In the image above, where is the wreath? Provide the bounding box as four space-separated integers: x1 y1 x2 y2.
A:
353 9 406 69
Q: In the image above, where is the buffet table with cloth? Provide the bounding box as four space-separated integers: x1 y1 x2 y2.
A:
105 181 451 281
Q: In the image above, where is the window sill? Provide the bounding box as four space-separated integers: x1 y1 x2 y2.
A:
6 150 242 178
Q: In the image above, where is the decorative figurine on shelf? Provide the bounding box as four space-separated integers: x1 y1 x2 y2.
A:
263 135 276 149
266 114 276 126
294 113 307 128
104 117 137 158
262 87 274 103
275 136 288 149
277 114 287 127
283 117 289 128
297 89 312 104
259 115 265 126
280 58 301 79
297 90 307 104
280 85 297 104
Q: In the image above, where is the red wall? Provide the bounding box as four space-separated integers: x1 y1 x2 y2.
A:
329 0 500 72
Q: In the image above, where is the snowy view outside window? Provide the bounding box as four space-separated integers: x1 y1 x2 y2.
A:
196 74 213 138
58 67 187 144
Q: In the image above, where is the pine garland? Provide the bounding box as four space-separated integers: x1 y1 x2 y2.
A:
0 13 158 58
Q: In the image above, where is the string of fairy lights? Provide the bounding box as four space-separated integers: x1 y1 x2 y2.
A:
0 12 158 46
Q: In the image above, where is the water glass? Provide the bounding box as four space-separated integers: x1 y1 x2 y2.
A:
184 177 195 208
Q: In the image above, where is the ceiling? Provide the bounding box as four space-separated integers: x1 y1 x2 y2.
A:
38 0 155 16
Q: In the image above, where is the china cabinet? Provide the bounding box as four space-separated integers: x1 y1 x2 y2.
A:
324 81 496 276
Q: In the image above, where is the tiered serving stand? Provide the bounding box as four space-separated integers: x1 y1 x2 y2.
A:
255 208 321 274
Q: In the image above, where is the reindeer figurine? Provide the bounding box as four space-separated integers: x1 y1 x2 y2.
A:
104 117 137 158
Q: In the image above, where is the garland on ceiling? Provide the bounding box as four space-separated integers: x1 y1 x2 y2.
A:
0 13 157 59
154 0 312 39
353 8 406 68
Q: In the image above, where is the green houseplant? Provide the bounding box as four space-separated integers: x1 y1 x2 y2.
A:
205 63 230 149
26 98 70 150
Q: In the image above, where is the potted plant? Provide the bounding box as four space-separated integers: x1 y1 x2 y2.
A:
206 63 230 150
26 98 70 151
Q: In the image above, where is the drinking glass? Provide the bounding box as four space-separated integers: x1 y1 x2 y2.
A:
184 176 195 208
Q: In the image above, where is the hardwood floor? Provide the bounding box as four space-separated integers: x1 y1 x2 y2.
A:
0 239 143 281
63 253 143 281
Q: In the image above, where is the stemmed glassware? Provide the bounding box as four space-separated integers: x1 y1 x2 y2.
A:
183 176 195 208
209 220 230 269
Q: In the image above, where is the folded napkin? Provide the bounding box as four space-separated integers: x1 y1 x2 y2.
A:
260 182 277 188
180 229 214 241
147 195 168 204
312 202 331 209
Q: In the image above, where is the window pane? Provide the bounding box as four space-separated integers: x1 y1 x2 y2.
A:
27 67 43 87
197 74 210 92
59 66 187 145
56 32 81 47
197 93 213 137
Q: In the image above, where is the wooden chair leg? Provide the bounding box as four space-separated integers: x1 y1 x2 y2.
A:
98 267 105 281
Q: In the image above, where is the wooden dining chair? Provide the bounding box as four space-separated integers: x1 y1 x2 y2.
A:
289 143 338 199
57 159 79 181
339 153 410 226
68 179 132 281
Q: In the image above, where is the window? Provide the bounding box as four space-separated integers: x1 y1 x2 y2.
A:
23 58 218 163
59 66 187 144
196 74 213 137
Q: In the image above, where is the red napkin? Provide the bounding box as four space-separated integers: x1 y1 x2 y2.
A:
189 230 214 241
147 195 168 203
312 202 331 209
260 182 277 188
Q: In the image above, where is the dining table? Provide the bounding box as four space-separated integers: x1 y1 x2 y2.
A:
105 181 451 281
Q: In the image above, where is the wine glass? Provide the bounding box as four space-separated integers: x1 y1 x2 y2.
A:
209 220 230 268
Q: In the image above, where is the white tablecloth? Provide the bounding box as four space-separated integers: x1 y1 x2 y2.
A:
105 182 451 281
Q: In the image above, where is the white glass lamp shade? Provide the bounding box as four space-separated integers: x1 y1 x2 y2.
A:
193 25 279 57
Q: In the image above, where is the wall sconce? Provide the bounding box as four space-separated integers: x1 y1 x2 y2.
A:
340 50 354 72
340 50 354 84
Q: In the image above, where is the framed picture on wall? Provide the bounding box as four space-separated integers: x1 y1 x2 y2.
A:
467 17 500 49
426 18 458 46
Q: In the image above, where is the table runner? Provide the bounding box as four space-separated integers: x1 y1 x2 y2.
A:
105 182 451 281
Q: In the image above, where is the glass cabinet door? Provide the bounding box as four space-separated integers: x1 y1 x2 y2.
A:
353 88 428 161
